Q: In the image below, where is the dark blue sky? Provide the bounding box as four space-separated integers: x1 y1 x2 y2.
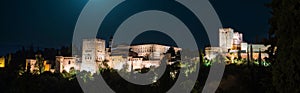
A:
0 0 271 56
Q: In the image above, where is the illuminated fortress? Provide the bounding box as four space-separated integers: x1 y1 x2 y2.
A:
54 38 181 74
23 28 271 74
205 28 270 65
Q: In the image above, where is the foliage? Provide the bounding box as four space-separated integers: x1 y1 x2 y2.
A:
268 0 300 92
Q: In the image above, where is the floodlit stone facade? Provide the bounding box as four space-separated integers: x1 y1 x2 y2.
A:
130 44 181 60
25 59 51 73
219 28 234 49
55 56 80 73
26 38 181 74
204 47 222 60
206 28 270 64
81 38 106 73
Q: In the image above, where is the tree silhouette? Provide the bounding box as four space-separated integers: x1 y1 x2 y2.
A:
166 47 176 57
269 0 300 92
258 49 262 67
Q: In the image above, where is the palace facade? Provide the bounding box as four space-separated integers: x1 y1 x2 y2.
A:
59 39 181 74
205 28 270 65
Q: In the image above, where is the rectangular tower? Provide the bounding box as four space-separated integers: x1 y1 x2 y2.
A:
81 39 106 74
219 28 234 50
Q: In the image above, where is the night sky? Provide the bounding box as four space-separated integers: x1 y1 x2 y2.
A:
0 0 271 56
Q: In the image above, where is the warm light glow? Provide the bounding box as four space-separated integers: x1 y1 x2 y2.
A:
44 61 51 71
0 57 5 68
26 59 37 73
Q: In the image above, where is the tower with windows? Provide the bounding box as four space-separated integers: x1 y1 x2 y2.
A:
81 38 106 74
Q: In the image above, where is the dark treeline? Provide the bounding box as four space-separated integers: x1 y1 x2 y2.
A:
0 45 74 93
267 0 300 92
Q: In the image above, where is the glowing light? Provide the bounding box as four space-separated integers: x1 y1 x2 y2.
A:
44 61 51 71
0 57 4 68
